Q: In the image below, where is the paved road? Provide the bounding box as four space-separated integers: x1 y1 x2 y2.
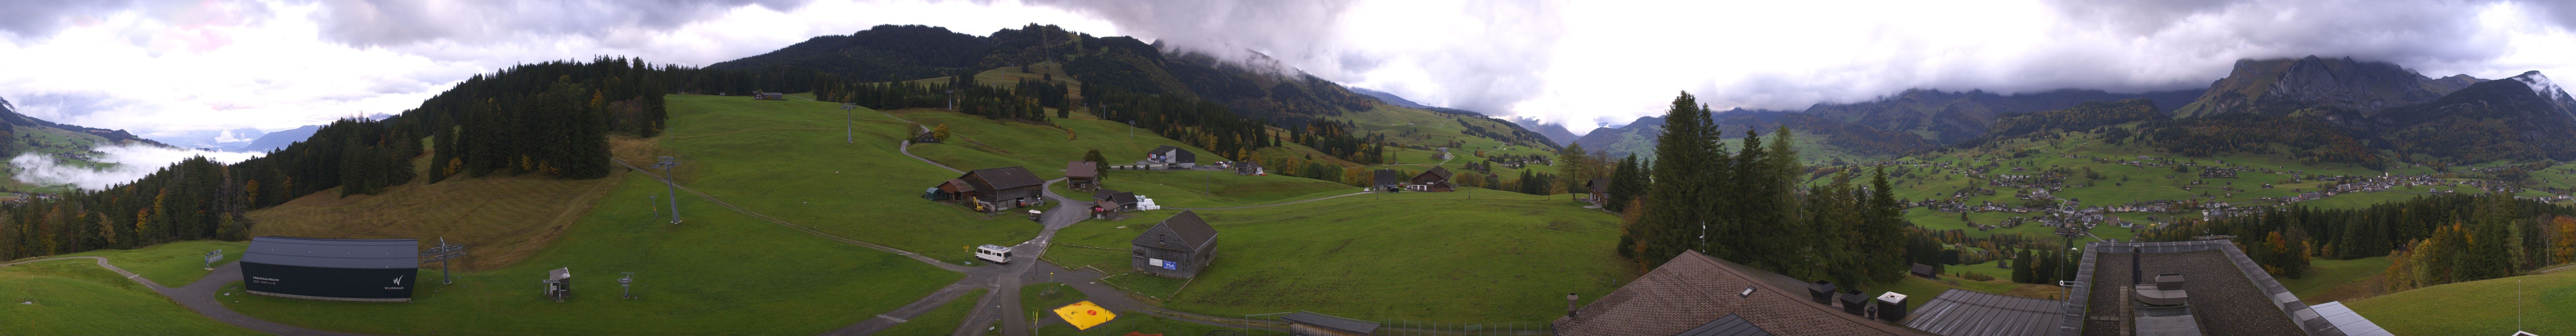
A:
0 257 367 336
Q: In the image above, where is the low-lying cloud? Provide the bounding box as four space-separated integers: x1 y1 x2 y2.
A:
10 144 262 190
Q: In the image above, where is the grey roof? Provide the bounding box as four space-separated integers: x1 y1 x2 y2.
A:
1065 161 1098 178
1133 210 1218 252
2309 302 2392 336
1903 289 2062 336
1094 189 1137 205
1281 311 1380 334
962 166 1044 191
1674 314 1775 336
241 236 419 269
1422 166 1454 180
1374 169 1402 186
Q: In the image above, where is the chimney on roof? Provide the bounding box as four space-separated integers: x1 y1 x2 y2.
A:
1838 289 1868 316
1566 293 1578 318
1807 280 1837 304
1875 292 1910 322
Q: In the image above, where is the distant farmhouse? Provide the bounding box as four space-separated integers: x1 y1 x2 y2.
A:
1093 188 1140 219
1132 210 1218 278
751 92 786 100
1407 166 1456 192
1585 178 1611 205
1066 161 1100 191
1372 169 1404 192
1233 161 1264 176
1145 145 1196 168
932 166 1046 212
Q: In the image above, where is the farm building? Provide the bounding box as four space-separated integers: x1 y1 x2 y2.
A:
1585 178 1611 205
1094 189 1139 212
1234 161 1264 175
1282 311 1380 336
1066 161 1100 191
938 166 1046 212
1372 169 1404 192
1406 166 1455 192
912 131 940 143
1145 145 1197 168
1554 250 1925 336
1131 210 1219 278
752 92 786 100
239 236 421 302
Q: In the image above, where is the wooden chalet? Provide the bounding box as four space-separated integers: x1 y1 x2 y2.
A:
1555 250 1928 336
1066 161 1100 191
1586 178 1611 205
752 92 786 100
1371 169 1404 192
1094 189 1139 212
913 131 940 143
1132 210 1219 278
1233 161 1264 176
1406 166 1456 192
941 166 1046 212
1146 145 1197 168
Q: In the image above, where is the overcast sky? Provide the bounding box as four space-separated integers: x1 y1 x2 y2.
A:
5 0 2575 140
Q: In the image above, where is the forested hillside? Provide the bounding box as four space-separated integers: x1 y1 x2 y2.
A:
0 57 689 260
714 24 1558 149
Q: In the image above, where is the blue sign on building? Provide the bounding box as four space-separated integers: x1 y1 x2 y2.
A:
1161 260 1179 270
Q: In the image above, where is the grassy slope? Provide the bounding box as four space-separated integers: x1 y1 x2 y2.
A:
49 240 248 286
1047 188 1635 322
0 256 264 335
2346 270 2575 336
213 94 977 335
878 289 987 336
663 94 1036 262
1060 169 1354 208
247 174 620 270
219 172 960 335
2281 257 2391 303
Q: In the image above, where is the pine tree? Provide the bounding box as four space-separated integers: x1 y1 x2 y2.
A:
1634 92 1723 267
1082 150 1108 179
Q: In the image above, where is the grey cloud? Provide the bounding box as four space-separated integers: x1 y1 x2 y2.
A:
310 0 810 47
1015 0 1564 116
0 0 272 41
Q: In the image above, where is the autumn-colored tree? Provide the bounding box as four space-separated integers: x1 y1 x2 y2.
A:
2555 216 2576 264
932 124 952 141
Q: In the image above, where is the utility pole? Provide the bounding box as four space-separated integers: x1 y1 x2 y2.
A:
841 103 857 144
653 157 683 224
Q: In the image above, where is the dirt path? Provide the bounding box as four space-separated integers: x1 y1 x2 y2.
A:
0 257 368 336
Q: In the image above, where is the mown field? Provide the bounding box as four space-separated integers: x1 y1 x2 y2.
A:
1053 169 1355 209
1046 188 1636 322
2347 270 2575 336
659 94 1038 262
219 172 962 335
209 94 992 335
0 241 262 335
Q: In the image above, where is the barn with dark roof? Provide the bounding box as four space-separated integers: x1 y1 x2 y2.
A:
239 236 421 302
945 166 1046 211
1131 210 1219 278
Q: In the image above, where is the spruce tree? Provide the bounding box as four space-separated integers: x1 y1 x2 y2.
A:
1635 92 1721 267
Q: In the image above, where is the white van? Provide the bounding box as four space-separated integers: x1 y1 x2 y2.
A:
975 244 1014 263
